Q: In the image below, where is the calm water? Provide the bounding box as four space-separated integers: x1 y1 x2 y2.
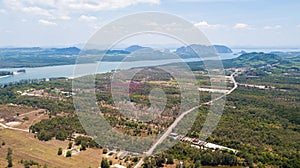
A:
232 48 300 53
0 54 237 85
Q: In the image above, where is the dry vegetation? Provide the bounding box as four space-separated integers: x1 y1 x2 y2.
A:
0 104 36 121
0 129 102 168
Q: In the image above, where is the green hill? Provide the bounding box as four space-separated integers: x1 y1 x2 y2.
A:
229 52 282 68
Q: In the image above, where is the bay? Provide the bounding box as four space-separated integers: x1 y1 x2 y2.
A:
0 53 237 85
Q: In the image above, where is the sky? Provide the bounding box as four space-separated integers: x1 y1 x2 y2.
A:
0 0 300 48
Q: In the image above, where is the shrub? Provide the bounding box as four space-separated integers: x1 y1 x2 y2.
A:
57 147 63 155
23 116 29 121
68 142 72 149
66 150 72 157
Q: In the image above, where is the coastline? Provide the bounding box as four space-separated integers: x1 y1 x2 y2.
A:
0 71 25 80
0 75 11 79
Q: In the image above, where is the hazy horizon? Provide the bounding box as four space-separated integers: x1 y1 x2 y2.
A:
1 0 300 47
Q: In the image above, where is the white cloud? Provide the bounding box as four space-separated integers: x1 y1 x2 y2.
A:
38 19 57 26
194 21 225 29
264 25 282 30
65 0 160 11
60 16 71 20
3 0 53 17
21 6 52 16
233 23 249 29
78 15 98 22
2 0 160 18
297 25 300 28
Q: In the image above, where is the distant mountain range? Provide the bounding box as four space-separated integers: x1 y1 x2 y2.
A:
0 44 232 56
0 44 233 63
176 44 232 54
175 44 232 59
123 44 232 54
4 44 298 69
124 45 151 52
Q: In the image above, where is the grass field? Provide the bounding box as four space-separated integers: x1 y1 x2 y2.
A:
0 104 36 120
0 129 102 168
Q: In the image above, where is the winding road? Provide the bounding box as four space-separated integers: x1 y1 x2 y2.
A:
0 71 239 168
134 71 238 168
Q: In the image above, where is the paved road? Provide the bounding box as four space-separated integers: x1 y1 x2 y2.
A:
145 105 200 156
134 71 238 168
1 72 238 168
134 159 145 168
